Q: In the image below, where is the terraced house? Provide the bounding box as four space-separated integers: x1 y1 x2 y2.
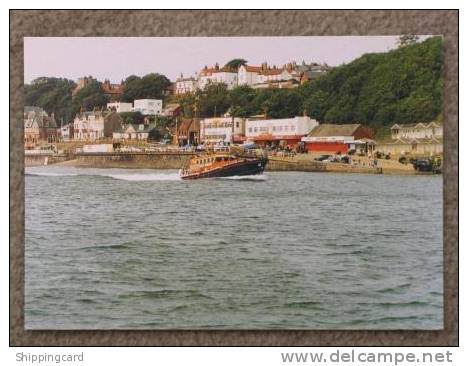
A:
23 106 58 149
376 122 443 156
73 110 123 141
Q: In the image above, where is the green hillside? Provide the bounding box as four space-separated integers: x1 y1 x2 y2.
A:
301 36 443 128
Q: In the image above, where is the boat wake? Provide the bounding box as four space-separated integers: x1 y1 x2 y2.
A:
26 168 265 182
106 173 181 181
26 169 181 181
26 172 79 177
217 175 267 181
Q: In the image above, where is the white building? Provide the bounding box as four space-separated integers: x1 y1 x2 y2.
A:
238 65 262 86
59 123 73 141
133 99 163 115
238 63 296 87
73 112 95 141
107 102 133 113
73 111 122 141
375 122 443 156
390 122 443 140
197 64 238 90
245 116 318 146
200 117 245 145
175 75 198 95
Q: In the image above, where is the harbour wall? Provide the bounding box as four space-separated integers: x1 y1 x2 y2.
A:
266 157 383 174
27 152 392 175
24 154 69 167
74 152 196 169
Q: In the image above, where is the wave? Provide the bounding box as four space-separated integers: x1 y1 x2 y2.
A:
26 172 79 177
106 173 181 181
26 170 181 181
217 175 267 181
26 169 265 182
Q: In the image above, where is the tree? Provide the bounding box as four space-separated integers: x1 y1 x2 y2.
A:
298 36 442 126
228 85 257 117
177 93 196 118
224 58 248 71
24 77 76 124
72 79 109 115
261 89 302 119
196 83 230 118
119 111 144 125
121 73 171 102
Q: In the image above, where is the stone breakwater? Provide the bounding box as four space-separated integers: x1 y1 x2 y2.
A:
70 153 384 174
24 153 69 167
73 152 196 169
26 152 412 175
266 157 383 174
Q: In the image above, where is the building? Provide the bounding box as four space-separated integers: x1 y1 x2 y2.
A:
59 123 74 142
245 116 318 147
390 122 443 140
107 102 133 113
72 77 124 101
162 103 182 118
197 64 238 90
133 99 163 115
237 63 296 88
175 74 198 95
102 79 124 101
238 64 263 86
72 76 96 96
73 110 123 141
238 61 329 88
256 66 294 84
113 123 158 141
376 122 443 156
294 62 330 84
200 117 245 145
301 124 375 154
176 118 200 146
24 106 58 149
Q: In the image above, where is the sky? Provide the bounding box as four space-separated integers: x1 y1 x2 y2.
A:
24 36 422 83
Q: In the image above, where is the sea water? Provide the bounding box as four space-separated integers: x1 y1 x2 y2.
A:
25 166 443 329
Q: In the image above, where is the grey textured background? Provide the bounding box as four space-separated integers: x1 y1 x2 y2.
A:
9 10 458 346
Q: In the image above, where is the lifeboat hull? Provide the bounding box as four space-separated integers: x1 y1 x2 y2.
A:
181 158 267 180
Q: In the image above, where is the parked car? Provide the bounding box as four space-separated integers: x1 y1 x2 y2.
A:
315 154 331 162
412 159 432 172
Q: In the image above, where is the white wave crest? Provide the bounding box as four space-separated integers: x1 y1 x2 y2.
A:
26 172 79 177
106 173 181 181
26 167 181 181
219 174 267 181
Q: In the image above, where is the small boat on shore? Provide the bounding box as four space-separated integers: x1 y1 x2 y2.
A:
180 153 267 180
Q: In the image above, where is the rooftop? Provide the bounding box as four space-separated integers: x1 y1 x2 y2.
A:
307 124 362 137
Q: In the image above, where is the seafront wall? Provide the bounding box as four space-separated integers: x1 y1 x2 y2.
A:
26 152 407 175
24 154 69 167
74 152 196 169
266 157 383 174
